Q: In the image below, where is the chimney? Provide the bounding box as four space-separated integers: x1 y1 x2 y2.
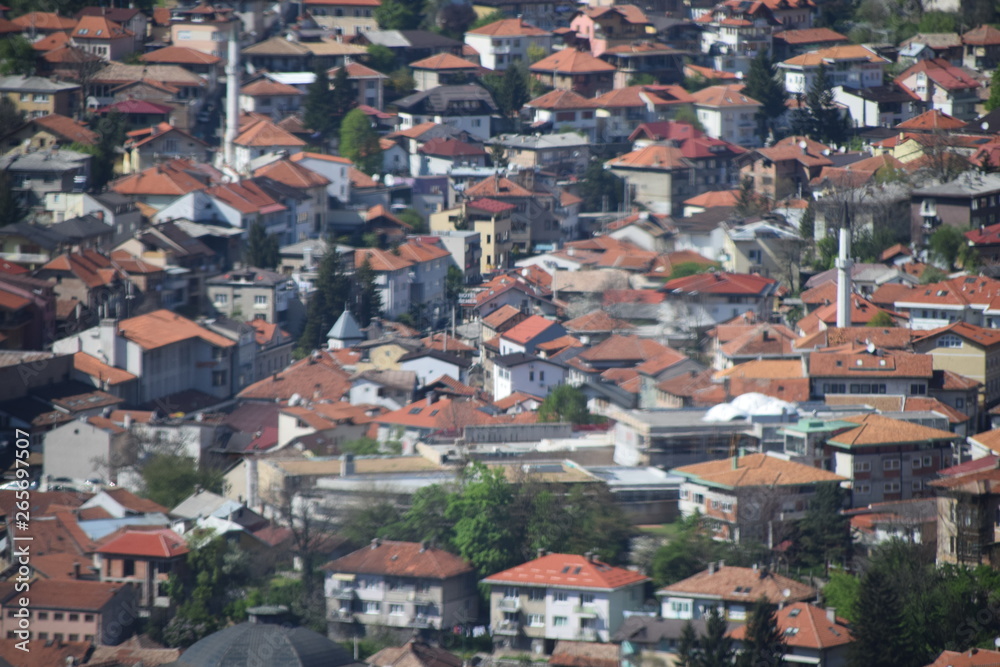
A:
313 382 322 400
123 414 133 430
835 226 853 328
370 537 381 549
426 391 435 406
73 562 81 579
826 607 836 623
708 561 716 574
420 539 430 552
536 548 546 558
341 453 355 477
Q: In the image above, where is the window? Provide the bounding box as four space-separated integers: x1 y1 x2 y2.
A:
254 295 267 306
670 601 691 614
912 480 922 491
504 587 519 598
581 593 594 604
883 459 900 470
939 334 962 348
553 616 568 627
37 633 48 640
527 614 544 626
68 634 79 642
214 293 228 304
363 601 380 614
910 383 927 395
912 458 922 469
957 398 965 408
554 591 568 602
855 483 871 494
853 461 871 472
37 612 48 621
69 614 79 622
924 456 933 466
212 370 227 387
84 614 94 622
54 613 64 621
539 371 545 381
389 604 405 615
884 482 901 493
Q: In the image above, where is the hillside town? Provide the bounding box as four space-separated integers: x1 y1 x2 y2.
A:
7 0 1000 665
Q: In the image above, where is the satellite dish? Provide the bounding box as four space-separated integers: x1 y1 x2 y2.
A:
384 174 395 187
994 637 1000 648
798 140 807 150
782 588 791 599
983 122 991 131
372 174 381 183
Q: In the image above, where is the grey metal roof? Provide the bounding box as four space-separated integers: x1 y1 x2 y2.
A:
327 310 364 341
49 214 112 242
0 75 80 92
0 222 68 249
393 85 498 115
0 149 91 172
169 621 361 667
496 132 590 150
914 171 1000 197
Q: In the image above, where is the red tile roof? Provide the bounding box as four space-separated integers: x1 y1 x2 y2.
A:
484 553 649 590
141 44 221 64
674 452 845 487
239 350 351 401
99 98 173 115
323 540 473 578
664 271 777 296
730 602 851 648
254 158 330 188
96 528 188 558
773 27 847 44
658 565 815 603
963 24 1000 46
607 144 692 170
895 108 965 130
117 309 235 350
468 197 516 213
924 649 1000 667
690 84 761 107
419 137 486 157
468 17 549 36
828 413 955 447
501 315 560 345
526 88 595 110
111 160 212 197
235 118 306 147
31 113 99 145
896 58 980 91
241 77 304 96
409 53 480 70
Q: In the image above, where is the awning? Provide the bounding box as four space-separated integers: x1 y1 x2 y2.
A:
332 573 356 581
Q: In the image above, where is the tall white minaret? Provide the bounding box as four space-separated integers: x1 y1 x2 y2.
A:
224 19 240 168
835 225 853 328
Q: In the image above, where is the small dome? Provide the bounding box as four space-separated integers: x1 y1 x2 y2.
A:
168 621 359 667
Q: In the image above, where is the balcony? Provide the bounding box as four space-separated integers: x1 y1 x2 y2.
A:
330 609 355 622
407 590 436 603
493 620 521 635
334 586 357 600
573 605 598 616
498 597 521 612
920 201 937 217
491 45 513 54
576 628 598 641
409 614 435 628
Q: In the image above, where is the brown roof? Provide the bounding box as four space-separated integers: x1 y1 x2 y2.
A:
773 27 848 44
782 44 886 66
530 49 616 74
673 452 846 488
241 77 305 96
0 578 126 611
828 413 956 447
526 88 595 110
607 144 692 170
368 641 462 667
467 17 549 36
658 565 816 604
914 321 1000 348
239 350 351 401
578 334 683 366
141 44 221 65
116 309 234 350
0 639 92 667
235 118 306 147
409 53 480 70
924 649 1000 667
549 642 619 667
30 113 99 145
254 158 330 188
564 310 634 333
110 161 211 197
484 553 649 589
808 347 931 378
895 108 965 130
323 540 473 579
690 84 761 107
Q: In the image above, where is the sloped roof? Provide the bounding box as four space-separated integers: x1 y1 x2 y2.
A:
664 271 777 295
141 44 222 65
607 143 692 170
241 77 305 96
96 527 188 558
98 98 173 115
729 603 852 649
484 553 648 590
369 641 463 667
896 58 980 91
530 49 616 73
29 113 99 145
827 413 955 447
658 565 815 603
672 452 845 488
690 84 761 107
564 310 634 333
327 310 364 340
467 17 549 36
782 44 886 66
235 118 306 147
526 88 594 110
409 53 479 70
254 158 330 188
239 350 351 401
323 540 472 578
896 108 965 130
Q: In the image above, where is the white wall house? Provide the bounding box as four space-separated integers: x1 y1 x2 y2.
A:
778 45 887 96
493 353 565 400
464 19 553 71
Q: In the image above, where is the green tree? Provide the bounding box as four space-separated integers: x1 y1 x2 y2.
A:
395 484 455 544
0 35 36 76
353 257 383 327
375 0 421 29
676 620 699 667
446 463 522 575
140 453 225 509
816 235 838 269
296 247 350 354
804 64 849 145
743 49 787 142
329 64 357 133
537 384 591 424
699 606 735 667
246 220 279 269
917 11 957 32
526 43 547 63
397 207 425 233
670 261 714 279
795 482 851 570
821 570 860 623
799 203 815 243
580 160 623 212
0 169 25 226
470 9 506 29
388 67 416 99
482 64 529 117
445 264 465 303
866 310 895 327
164 531 252 647
673 105 705 133
987 68 1000 112
850 566 914 667
303 67 338 141
928 224 966 268
919 265 949 283
628 73 658 86
366 44 398 73
736 598 785 667
341 501 404 545
340 108 382 174
650 516 724 587
734 176 768 217
89 111 127 190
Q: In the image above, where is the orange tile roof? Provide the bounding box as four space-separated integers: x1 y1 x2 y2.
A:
235 118 306 147
720 323 799 358
963 24 1000 46
96 527 188 558
715 359 805 380
773 27 847 44
782 44 886 66
291 151 353 165
564 310 634 333
577 334 681 366
465 175 534 198
377 396 497 431
530 49 616 74
421 332 476 354
354 247 413 272
468 17 549 36
484 553 649 590
205 181 286 215
664 271 777 295
13 12 78 30
72 351 137 385
141 44 221 64
673 452 845 488
241 77 304 96
808 346 931 378
914 321 1000 347
254 158 330 188
482 304 525 329
580 3 650 23
658 565 816 604
350 166 378 188
41 250 121 289
328 61 387 78
690 84 761 107
683 189 740 208
72 13 131 39
607 144 692 170
110 161 210 197
409 53 479 70
0 579 126 614
239 350 351 401
828 413 955 447
323 540 472 578
924 649 1000 667
526 88 595 110
31 113 99 144
896 58 980 91
895 108 965 130
501 315 561 345
729 603 852 649
30 31 71 50
117 309 235 350
593 85 692 109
